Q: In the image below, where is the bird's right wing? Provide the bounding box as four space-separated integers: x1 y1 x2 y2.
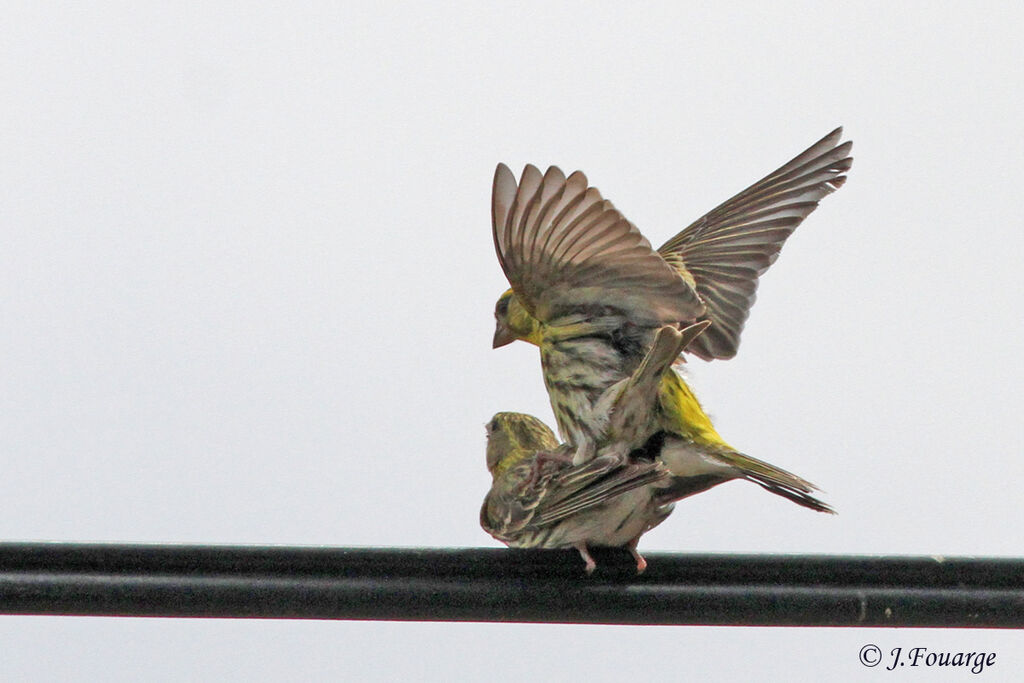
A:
480 455 669 538
492 164 705 330
658 128 853 360
532 456 669 526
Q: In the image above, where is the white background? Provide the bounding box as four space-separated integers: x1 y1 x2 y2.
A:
2 2 1022 680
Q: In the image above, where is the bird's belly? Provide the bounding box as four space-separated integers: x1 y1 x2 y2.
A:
540 338 635 445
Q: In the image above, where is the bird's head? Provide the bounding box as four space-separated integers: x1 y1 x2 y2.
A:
485 411 558 474
493 289 542 348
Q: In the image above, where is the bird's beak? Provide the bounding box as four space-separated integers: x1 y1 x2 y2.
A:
492 324 515 349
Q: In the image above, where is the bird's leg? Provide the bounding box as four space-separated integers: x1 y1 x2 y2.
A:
627 536 647 574
574 543 597 574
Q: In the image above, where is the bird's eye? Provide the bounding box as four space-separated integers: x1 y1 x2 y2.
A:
486 418 499 434
495 298 509 317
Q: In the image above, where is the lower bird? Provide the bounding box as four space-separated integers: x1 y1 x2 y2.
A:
481 411 833 574
480 411 673 574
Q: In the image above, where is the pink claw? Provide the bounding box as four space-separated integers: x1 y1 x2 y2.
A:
628 537 647 573
574 543 597 575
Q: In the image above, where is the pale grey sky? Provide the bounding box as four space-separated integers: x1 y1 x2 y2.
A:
2 2 1023 680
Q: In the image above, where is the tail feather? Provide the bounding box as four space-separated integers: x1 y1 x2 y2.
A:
626 321 711 398
604 321 713 419
623 325 688 399
717 450 834 514
747 478 834 513
597 322 711 445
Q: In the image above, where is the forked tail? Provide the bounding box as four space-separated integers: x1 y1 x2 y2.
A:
719 450 834 514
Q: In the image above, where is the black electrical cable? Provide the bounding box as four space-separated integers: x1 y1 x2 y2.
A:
0 543 1020 627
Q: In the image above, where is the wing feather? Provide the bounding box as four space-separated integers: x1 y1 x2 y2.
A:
493 164 704 327
659 127 853 359
533 460 669 526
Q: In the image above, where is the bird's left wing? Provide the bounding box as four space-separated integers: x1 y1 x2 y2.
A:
658 128 853 360
492 164 704 328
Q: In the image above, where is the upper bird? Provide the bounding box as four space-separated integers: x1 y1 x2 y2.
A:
491 128 852 465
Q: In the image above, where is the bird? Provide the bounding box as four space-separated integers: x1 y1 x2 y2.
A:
480 411 672 574
489 129 850 505
482 322 832 575
480 410 834 574
481 322 698 573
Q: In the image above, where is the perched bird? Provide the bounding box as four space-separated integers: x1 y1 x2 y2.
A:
489 129 850 504
480 412 671 574
481 411 834 575
482 323 698 573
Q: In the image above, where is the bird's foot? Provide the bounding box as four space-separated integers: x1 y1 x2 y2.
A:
628 537 647 574
574 543 597 575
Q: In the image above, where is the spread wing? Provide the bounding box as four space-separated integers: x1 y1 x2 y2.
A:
659 127 853 360
492 164 705 328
